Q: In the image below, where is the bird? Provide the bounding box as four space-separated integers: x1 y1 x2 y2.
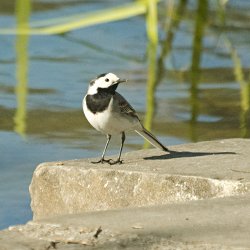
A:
82 72 169 165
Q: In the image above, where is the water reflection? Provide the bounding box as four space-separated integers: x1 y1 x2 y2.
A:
14 0 30 137
189 0 208 141
144 0 188 147
227 40 250 138
143 0 158 148
2 0 249 142
1 0 249 143
157 0 187 83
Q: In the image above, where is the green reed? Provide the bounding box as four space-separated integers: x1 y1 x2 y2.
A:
0 1 160 35
9 0 160 138
14 0 31 137
3 0 249 142
143 0 188 148
227 42 250 138
143 0 159 148
189 0 208 141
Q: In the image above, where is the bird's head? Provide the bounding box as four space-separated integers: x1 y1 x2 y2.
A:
87 73 127 95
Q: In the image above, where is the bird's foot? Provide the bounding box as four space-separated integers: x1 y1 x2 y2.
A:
109 159 123 165
91 158 112 164
164 148 171 153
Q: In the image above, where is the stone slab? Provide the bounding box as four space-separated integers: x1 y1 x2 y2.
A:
29 139 250 220
1 192 250 249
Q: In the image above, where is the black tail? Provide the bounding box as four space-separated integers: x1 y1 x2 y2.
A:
135 127 169 152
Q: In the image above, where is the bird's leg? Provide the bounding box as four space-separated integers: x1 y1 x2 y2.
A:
110 132 125 165
92 134 112 164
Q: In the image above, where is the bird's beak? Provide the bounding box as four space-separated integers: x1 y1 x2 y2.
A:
116 79 127 84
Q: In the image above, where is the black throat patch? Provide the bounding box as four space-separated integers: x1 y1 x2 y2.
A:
86 84 118 114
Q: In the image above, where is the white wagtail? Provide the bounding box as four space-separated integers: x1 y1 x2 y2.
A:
83 73 169 165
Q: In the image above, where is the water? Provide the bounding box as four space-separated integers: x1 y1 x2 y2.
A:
0 0 250 229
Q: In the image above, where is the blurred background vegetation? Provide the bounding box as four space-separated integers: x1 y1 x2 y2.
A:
0 0 249 229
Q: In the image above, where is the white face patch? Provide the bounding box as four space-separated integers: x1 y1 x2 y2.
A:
87 73 120 95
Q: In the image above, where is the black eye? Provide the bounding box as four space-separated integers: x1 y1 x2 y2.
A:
105 78 109 82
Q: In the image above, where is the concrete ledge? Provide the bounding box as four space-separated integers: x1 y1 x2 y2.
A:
29 139 250 220
1 139 250 249
2 193 250 249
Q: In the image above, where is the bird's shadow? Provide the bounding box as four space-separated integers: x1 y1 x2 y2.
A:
143 150 236 160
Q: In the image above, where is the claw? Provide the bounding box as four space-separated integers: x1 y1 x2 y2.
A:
109 159 123 165
91 158 112 164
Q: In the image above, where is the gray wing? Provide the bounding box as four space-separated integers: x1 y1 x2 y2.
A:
114 92 140 119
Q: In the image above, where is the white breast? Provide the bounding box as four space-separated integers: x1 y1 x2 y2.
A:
83 96 140 135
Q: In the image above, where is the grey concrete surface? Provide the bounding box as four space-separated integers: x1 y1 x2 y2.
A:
1 139 250 249
30 139 250 220
1 193 250 249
